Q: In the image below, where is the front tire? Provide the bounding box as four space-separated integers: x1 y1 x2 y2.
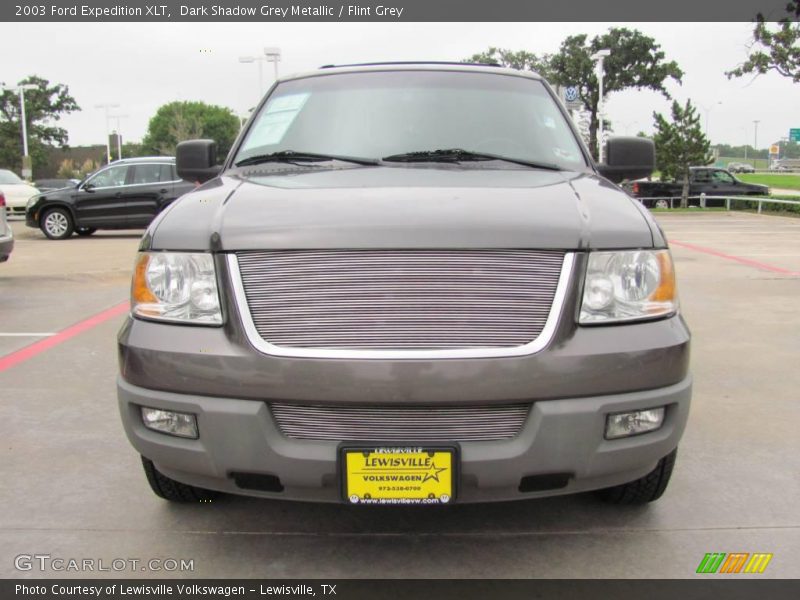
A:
596 448 677 505
141 457 218 503
40 208 74 240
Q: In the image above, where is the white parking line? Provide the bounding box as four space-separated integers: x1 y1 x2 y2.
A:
0 333 57 337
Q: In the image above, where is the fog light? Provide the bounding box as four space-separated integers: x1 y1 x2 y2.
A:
605 407 665 440
141 407 198 439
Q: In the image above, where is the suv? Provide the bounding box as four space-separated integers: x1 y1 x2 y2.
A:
25 157 194 240
118 64 691 506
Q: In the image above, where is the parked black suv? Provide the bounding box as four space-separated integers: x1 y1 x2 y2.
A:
26 157 195 239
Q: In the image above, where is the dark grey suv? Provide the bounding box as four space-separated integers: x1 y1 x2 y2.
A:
118 63 691 506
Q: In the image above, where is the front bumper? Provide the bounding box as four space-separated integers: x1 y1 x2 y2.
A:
6 205 26 216
118 375 691 503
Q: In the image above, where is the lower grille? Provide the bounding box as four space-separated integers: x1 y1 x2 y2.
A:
270 403 530 442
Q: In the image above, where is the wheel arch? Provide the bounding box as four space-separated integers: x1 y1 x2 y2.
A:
37 201 79 226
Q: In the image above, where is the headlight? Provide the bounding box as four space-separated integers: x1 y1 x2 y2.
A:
580 250 677 324
26 195 39 210
131 252 222 324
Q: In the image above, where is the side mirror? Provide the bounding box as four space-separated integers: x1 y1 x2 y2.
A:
176 139 221 183
82 182 95 192
597 137 655 184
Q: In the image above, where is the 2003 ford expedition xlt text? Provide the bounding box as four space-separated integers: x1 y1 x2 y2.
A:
117 63 691 506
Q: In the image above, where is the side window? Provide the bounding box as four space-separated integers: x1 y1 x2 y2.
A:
131 164 164 185
87 165 129 188
160 164 174 182
693 170 710 183
712 170 734 184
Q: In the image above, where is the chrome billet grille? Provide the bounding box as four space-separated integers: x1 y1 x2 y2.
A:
271 403 530 442
235 249 566 351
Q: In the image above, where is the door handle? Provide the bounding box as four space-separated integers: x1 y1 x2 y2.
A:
159 189 168 194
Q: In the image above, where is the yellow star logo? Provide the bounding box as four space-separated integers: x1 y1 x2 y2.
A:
422 463 448 483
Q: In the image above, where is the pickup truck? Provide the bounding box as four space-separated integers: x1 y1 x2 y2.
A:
628 166 769 207
117 63 691 507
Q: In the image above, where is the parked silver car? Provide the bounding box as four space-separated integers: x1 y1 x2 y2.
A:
118 63 691 506
0 191 13 262
728 162 755 174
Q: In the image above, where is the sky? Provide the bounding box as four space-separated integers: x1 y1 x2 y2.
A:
0 21 797 150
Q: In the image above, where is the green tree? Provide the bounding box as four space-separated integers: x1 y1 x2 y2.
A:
652 100 713 208
142 101 239 157
727 1 800 82
465 47 552 76
547 28 682 160
466 28 683 160
0 75 80 175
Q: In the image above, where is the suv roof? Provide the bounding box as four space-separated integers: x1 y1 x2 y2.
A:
109 156 175 165
320 61 502 69
285 61 542 83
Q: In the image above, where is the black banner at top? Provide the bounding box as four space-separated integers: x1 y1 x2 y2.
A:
0 0 795 22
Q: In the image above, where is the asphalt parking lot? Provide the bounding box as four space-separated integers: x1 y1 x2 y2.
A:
1 211 798 579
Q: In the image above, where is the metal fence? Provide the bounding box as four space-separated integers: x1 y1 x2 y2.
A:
637 195 800 213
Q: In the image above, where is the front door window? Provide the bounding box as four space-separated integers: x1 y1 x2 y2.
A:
87 165 128 188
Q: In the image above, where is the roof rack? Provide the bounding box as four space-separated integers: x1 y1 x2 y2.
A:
319 61 501 69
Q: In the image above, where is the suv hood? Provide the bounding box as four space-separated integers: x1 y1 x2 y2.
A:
148 167 657 251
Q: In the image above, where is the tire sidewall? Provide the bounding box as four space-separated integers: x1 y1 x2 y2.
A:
41 207 74 240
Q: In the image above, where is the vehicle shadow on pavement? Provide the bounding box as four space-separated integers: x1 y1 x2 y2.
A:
158 493 654 536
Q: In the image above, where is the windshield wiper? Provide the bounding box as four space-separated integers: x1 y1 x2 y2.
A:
235 150 379 167
382 148 562 171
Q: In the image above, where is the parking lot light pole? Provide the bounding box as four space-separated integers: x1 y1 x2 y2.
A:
2 83 38 179
753 120 760 169
264 47 282 81
95 103 120 164
700 101 722 137
591 49 611 163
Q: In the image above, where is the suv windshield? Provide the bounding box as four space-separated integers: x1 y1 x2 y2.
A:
234 70 587 171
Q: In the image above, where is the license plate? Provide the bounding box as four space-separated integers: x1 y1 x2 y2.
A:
341 446 457 505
